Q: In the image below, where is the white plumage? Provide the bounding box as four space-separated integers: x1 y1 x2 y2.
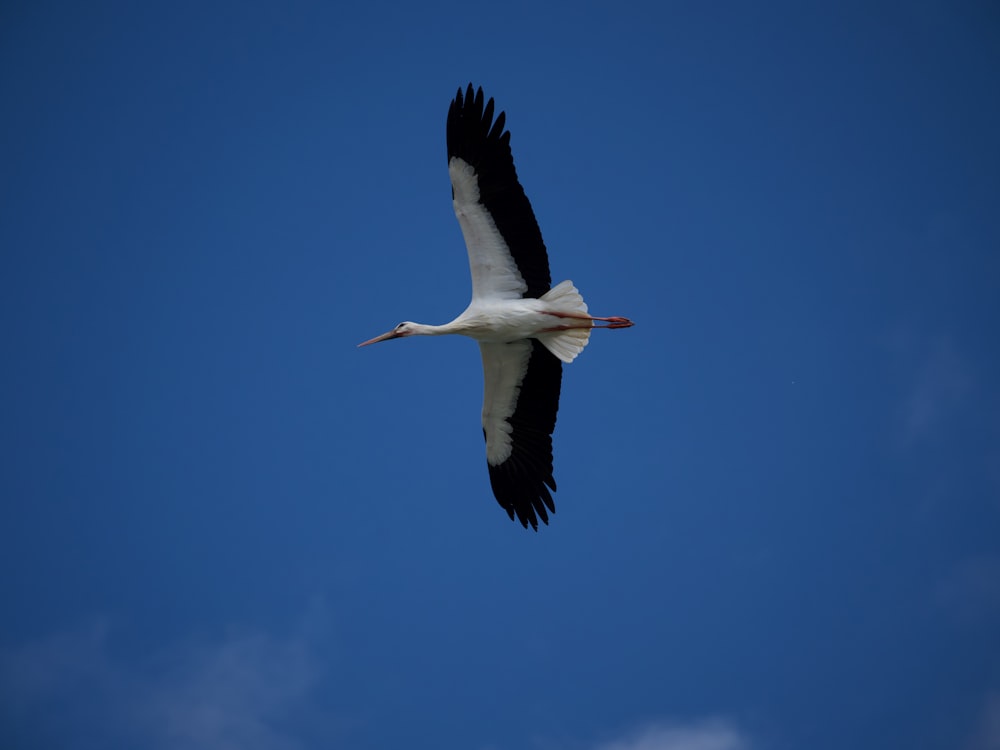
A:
359 84 633 529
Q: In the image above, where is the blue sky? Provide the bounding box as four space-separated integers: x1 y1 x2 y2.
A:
2 1 999 748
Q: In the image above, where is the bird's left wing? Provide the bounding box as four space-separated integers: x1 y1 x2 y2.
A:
479 339 562 529
447 84 552 302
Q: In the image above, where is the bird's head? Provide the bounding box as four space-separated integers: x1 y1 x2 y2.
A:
358 321 418 347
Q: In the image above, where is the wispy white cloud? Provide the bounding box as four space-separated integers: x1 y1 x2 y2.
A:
0 618 115 707
0 617 148 746
0 614 328 750
144 629 322 750
966 692 1000 750
593 719 749 750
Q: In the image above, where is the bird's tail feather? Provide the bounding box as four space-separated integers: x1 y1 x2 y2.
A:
537 280 592 363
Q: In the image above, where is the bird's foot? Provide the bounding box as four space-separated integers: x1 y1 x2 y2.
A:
591 316 634 329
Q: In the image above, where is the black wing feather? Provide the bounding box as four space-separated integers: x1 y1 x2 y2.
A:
486 340 562 530
447 84 552 298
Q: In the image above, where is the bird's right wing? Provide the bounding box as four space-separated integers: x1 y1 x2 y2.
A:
479 339 562 530
447 84 552 302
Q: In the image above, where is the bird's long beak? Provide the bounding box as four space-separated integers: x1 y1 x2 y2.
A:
357 330 401 347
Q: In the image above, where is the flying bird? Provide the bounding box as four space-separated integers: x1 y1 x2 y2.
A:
360 84 633 529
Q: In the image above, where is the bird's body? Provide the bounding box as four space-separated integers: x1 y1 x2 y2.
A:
360 84 632 530
400 284 591 345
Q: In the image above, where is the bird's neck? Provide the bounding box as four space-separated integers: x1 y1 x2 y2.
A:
411 322 451 336
410 317 477 337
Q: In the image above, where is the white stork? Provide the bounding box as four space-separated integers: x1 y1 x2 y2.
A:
360 84 633 530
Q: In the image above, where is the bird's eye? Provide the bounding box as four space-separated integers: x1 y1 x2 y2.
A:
396 323 406 330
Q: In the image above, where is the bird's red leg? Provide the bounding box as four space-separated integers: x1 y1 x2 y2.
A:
544 311 634 330
591 316 634 329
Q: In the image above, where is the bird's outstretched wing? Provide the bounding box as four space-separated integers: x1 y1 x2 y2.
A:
479 339 562 529
447 84 552 302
